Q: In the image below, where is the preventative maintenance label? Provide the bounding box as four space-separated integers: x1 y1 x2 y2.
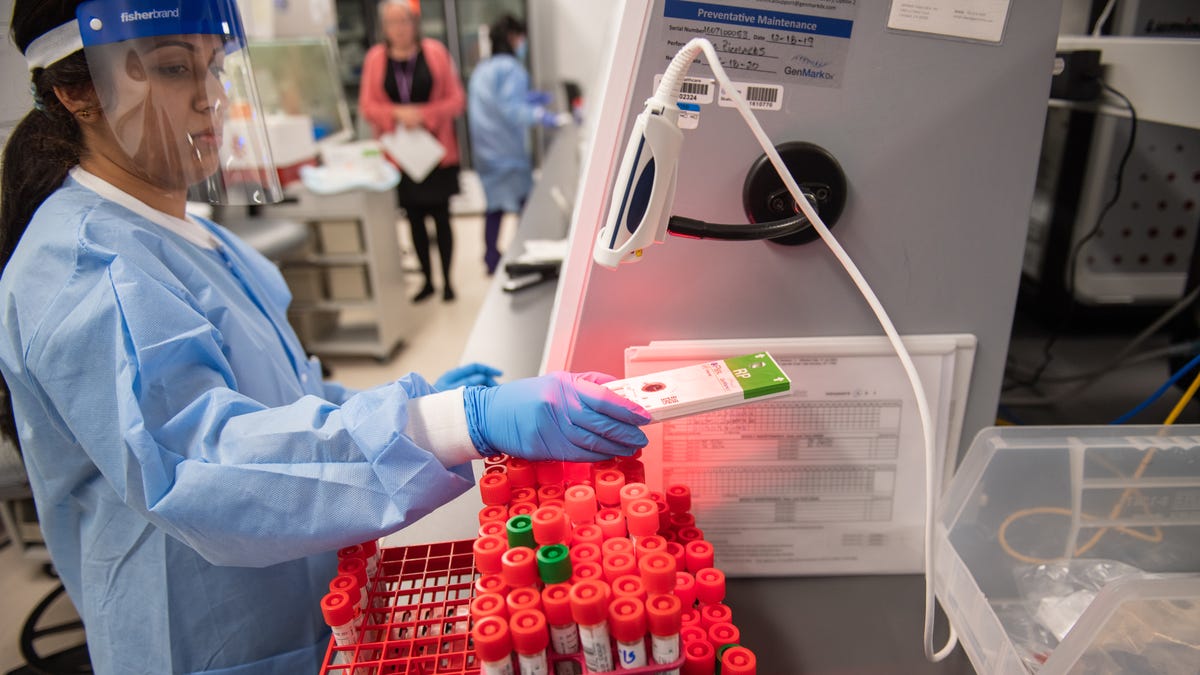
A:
659 0 858 96
605 351 791 422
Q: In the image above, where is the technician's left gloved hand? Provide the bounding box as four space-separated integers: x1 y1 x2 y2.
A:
435 363 503 390
464 371 651 462
525 90 553 107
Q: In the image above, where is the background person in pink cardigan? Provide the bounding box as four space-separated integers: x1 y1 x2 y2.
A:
360 0 465 302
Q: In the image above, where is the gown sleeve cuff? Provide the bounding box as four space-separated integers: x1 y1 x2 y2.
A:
406 388 482 468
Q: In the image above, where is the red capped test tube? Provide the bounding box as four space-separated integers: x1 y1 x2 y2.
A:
473 614 516 675
674 572 697 608
321 589 359 648
563 484 598 526
656 500 672 533
329 574 365 618
480 472 513 506
666 484 692 514
647 593 683 675
617 456 646 484
708 622 741 650
510 501 536 517
670 512 696 531
625 498 660 542
507 587 543 615
471 592 509 621
510 486 538 505
568 542 602 568
594 469 625 507
569 580 614 673
635 534 668 560
501 547 540 590
473 535 508 576
537 484 565 504
601 536 634 560
541 583 580 675
680 625 706 644
571 523 604 547
695 568 726 606
681 638 715 675
510 609 550 675
699 603 732 629
685 541 715 574
480 520 507 539
476 574 509 598
611 574 647 602
563 461 592 486
639 550 678 597
618 482 650 511
531 505 570 546
609 596 648 669
602 551 637 584
665 541 687 572
479 504 509 526
506 458 537 489
570 561 603 584
337 557 368 596
534 461 565 487
595 507 627 539
676 526 705 544
721 646 757 675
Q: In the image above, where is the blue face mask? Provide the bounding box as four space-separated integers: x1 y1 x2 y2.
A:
515 39 528 61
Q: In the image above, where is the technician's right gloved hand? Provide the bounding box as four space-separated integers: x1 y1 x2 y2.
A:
464 371 651 462
534 107 571 128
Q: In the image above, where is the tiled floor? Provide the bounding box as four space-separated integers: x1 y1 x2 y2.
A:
0 210 516 673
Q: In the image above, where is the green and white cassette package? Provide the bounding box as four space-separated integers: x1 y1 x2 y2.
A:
604 352 791 422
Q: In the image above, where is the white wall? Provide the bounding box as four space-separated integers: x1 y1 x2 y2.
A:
528 0 622 115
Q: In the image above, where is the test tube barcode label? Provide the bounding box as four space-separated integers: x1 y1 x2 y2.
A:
618 640 648 668
578 624 613 673
517 652 550 675
549 625 579 659
652 634 680 675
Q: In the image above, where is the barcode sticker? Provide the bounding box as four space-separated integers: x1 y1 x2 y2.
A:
653 75 715 104
718 82 784 111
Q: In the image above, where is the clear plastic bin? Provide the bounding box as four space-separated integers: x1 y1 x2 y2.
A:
935 425 1200 674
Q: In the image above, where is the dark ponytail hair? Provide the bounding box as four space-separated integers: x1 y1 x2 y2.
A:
489 15 525 57
1 0 89 456
1 0 91 271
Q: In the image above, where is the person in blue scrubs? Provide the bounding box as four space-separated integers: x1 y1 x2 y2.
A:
0 2 649 673
467 14 564 276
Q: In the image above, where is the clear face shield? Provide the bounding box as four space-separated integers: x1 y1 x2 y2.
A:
76 0 282 205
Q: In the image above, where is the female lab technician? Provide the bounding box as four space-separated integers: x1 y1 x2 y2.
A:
0 2 649 673
467 14 563 276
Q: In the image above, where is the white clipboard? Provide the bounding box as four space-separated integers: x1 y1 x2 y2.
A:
379 126 445 183
624 334 977 577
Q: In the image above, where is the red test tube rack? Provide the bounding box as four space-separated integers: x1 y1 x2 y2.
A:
318 455 754 675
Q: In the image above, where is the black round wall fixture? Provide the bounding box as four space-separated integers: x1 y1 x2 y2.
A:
742 141 848 246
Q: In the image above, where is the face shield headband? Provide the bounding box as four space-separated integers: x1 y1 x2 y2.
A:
23 0 283 206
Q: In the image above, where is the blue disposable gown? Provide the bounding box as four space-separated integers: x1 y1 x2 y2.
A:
468 54 537 213
0 175 475 674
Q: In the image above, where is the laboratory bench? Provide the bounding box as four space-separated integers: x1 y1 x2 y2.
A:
451 125 978 674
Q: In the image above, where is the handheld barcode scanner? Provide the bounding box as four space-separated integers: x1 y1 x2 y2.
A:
592 96 683 268
592 40 846 270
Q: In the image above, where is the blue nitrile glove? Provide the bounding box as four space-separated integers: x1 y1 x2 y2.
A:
463 371 651 462
534 107 569 128
435 363 503 390
525 90 553 107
